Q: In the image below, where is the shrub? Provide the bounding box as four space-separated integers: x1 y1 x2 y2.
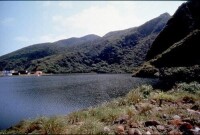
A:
93 107 125 124
68 118 105 134
43 117 66 134
176 82 200 93
153 92 177 102
126 89 143 105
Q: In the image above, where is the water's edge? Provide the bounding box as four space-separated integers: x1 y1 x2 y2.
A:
0 74 158 130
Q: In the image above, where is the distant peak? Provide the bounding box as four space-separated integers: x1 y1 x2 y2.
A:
81 34 101 38
159 12 171 17
80 34 101 41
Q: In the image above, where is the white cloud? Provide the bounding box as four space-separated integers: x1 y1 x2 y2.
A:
51 2 141 37
0 17 15 26
49 1 186 38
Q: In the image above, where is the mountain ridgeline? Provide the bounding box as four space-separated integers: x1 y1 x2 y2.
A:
134 0 200 82
0 13 170 73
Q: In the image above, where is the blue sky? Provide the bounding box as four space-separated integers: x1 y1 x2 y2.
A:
0 1 185 56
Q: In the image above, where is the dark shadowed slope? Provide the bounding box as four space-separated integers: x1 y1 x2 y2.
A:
151 30 200 67
134 1 200 82
146 1 200 60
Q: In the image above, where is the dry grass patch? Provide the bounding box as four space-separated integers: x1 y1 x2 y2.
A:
66 118 105 134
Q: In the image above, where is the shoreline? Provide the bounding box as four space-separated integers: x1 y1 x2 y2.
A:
1 82 199 134
0 72 134 77
0 74 157 131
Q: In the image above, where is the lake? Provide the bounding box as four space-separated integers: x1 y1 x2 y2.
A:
0 74 157 130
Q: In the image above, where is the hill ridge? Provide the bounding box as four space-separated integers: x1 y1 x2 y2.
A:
0 13 170 73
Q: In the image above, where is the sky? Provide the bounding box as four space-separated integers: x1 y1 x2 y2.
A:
0 1 186 56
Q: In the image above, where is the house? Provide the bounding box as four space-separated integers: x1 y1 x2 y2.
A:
12 71 20 75
2 70 15 76
18 70 29 75
35 71 43 76
0 71 3 76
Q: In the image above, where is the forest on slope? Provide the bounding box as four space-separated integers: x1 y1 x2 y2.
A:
0 13 170 73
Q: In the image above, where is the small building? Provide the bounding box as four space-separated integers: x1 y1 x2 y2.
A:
35 71 43 76
18 70 29 75
0 71 3 76
2 70 14 76
12 71 20 75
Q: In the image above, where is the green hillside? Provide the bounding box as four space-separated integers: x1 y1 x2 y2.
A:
0 13 170 73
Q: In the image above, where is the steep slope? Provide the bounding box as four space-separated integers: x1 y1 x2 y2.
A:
153 30 200 82
134 0 200 82
0 13 170 73
146 0 200 60
151 30 200 68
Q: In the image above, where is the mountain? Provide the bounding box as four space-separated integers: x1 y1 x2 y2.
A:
133 0 200 82
0 35 101 71
0 13 170 73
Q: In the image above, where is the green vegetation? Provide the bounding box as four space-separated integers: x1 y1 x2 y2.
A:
134 0 200 83
0 13 170 73
1 82 199 134
134 30 200 81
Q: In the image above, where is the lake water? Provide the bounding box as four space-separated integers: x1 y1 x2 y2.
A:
0 74 157 130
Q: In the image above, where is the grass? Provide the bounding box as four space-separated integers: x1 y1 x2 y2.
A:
176 81 200 94
67 118 105 134
1 82 200 134
152 92 179 102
